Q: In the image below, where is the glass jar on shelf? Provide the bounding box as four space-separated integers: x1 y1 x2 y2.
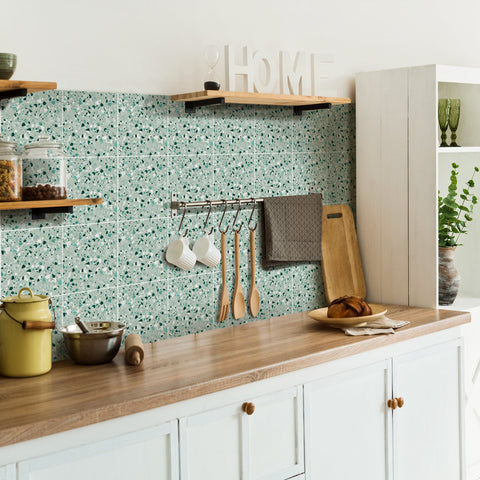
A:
22 136 67 201
0 135 22 202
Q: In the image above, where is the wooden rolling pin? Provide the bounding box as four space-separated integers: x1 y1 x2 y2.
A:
125 334 145 366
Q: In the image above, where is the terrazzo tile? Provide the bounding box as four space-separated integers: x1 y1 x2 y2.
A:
255 265 294 319
118 280 168 343
118 155 167 220
0 88 356 350
63 222 117 293
63 91 117 157
62 287 117 325
292 108 330 153
254 153 293 197
323 150 356 206
1 209 65 230
168 273 216 336
0 90 63 145
254 105 292 153
168 154 214 202
50 299 67 361
118 218 167 285
291 263 326 311
118 94 167 156
1 226 63 296
214 104 255 154
213 154 255 198
168 99 214 155
66 156 117 224
292 152 329 195
327 104 356 151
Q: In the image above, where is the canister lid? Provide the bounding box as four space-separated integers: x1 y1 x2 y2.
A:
23 135 62 150
1 287 49 304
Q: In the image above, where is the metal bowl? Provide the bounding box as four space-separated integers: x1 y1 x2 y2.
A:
60 322 126 365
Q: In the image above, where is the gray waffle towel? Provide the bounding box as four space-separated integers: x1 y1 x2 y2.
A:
263 194 323 267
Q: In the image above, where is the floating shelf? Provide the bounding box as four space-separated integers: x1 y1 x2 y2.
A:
0 80 57 101
0 198 103 219
438 146 480 154
171 90 351 115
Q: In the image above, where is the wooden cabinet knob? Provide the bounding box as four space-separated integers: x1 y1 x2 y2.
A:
388 397 405 409
387 398 398 410
242 402 255 415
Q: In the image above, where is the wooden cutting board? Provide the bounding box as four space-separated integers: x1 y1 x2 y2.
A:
321 204 367 303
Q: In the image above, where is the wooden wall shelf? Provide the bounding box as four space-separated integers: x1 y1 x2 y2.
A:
0 80 57 101
171 90 351 115
0 198 103 219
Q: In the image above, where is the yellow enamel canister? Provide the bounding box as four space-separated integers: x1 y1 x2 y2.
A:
0 287 56 377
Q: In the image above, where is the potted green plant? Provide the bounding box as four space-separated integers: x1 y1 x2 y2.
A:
438 162 479 305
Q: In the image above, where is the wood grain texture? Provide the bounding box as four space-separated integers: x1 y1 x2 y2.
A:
321 204 366 303
170 90 351 106
0 198 102 211
0 305 469 447
0 80 57 93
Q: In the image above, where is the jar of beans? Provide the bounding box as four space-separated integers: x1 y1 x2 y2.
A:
0 135 22 202
22 136 67 201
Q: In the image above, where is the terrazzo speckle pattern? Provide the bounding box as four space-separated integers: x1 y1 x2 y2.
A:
0 91 355 360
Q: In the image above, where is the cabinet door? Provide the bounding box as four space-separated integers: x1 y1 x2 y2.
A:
393 339 464 480
179 386 304 480
0 464 15 480
304 360 392 480
17 421 179 480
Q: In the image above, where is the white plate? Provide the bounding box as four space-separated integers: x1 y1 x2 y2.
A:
308 304 388 327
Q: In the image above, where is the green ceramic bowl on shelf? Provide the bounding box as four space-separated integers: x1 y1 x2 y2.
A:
0 53 17 80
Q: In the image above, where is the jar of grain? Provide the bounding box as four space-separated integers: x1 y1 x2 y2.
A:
22 136 67 201
0 135 22 201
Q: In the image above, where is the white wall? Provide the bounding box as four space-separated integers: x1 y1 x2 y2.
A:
2 0 480 98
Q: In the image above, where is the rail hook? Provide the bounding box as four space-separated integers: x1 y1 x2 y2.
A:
247 198 258 231
232 199 243 233
178 203 189 237
203 200 214 235
218 199 230 234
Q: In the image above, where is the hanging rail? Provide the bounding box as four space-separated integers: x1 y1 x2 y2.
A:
171 192 264 217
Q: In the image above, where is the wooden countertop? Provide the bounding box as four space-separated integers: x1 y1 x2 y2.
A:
0 305 469 447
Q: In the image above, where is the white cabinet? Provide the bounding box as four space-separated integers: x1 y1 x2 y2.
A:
179 386 304 480
304 339 464 480
357 64 480 308
17 421 179 480
0 465 15 480
304 360 392 480
0 330 465 480
393 340 464 480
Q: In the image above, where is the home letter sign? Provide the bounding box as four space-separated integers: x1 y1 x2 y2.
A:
224 44 334 95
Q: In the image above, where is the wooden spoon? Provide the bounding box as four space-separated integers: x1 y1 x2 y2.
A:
249 229 260 317
232 230 246 319
218 231 230 322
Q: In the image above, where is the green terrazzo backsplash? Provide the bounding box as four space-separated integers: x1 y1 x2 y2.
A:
0 91 355 361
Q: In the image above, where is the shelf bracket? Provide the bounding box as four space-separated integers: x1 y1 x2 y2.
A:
31 206 74 220
293 102 332 116
0 89 28 101
185 97 225 114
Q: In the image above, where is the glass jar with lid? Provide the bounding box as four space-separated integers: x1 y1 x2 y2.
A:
0 135 22 201
22 136 67 201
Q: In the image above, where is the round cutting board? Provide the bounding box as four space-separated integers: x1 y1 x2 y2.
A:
308 303 387 327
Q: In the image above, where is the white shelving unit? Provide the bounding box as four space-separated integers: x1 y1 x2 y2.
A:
357 64 480 480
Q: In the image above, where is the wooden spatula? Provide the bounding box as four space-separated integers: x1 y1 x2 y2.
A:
249 229 260 317
217 231 230 322
232 230 246 319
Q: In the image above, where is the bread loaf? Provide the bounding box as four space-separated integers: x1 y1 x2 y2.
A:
327 295 372 318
